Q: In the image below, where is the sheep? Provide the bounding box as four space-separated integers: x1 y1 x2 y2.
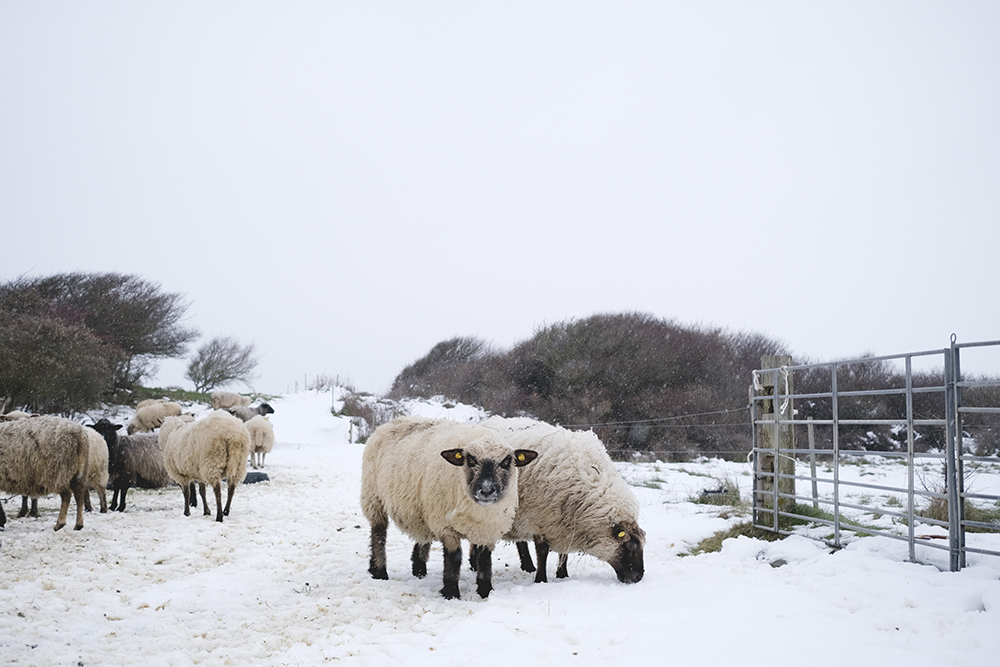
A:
245 415 274 469
126 401 183 434
83 427 110 513
475 416 646 585
158 411 251 522
0 410 38 422
90 418 176 512
211 391 252 410
227 403 274 422
361 416 538 599
135 398 169 410
0 415 90 531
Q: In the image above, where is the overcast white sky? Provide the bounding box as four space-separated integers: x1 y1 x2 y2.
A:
2 2 998 394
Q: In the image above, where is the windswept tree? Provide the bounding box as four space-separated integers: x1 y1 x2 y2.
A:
185 336 260 393
0 272 199 393
0 312 123 414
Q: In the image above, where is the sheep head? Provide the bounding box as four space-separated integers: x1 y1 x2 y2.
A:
607 521 645 584
441 446 538 506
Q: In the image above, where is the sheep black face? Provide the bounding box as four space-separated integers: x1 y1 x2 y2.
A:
608 523 646 584
441 448 538 505
259 403 274 416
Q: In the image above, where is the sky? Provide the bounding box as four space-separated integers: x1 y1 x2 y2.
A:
2 2 999 395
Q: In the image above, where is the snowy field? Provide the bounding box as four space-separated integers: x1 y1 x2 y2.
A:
1 390 999 666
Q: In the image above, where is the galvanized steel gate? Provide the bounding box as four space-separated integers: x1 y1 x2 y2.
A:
750 337 1000 571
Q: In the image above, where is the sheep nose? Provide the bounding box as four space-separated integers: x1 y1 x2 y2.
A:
473 478 501 504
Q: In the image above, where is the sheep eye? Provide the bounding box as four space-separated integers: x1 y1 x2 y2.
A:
500 456 512 469
466 455 478 467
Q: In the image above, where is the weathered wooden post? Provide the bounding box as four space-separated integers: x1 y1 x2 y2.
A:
756 355 796 519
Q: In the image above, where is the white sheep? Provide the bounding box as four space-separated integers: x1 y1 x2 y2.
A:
0 410 38 422
158 411 251 522
245 415 274 469
0 415 90 531
127 401 183 434
227 402 274 422
83 427 110 513
210 391 252 410
361 416 538 599
478 416 646 584
135 398 168 411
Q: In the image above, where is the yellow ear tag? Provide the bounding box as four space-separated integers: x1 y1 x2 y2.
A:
618 531 626 539
517 453 525 461
455 452 462 459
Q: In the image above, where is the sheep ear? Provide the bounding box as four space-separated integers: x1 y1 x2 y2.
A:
513 450 538 467
440 449 466 466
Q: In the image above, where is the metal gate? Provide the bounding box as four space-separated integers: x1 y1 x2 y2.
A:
750 336 1000 571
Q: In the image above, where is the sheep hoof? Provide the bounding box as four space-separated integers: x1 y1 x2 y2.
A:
74 523 84 531
54 523 65 532
368 566 388 580
476 583 492 599
440 586 461 599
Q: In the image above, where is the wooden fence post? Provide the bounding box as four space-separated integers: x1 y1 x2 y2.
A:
756 355 796 516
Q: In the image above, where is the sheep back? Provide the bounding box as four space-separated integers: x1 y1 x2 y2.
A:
127 402 183 434
211 391 252 410
159 412 250 489
0 416 90 498
84 428 110 493
246 415 274 455
483 416 645 579
361 416 526 548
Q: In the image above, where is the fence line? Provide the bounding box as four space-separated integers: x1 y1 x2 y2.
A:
750 336 1000 572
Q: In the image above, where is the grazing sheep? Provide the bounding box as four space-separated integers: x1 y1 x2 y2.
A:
0 415 90 531
361 416 538 599
158 411 251 522
476 416 646 585
211 391 252 410
227 403 274 422
135 398 169 411
245 415 274 469
90 418 175 512
127 401 183 434
0 410 38 422
83 427 110 513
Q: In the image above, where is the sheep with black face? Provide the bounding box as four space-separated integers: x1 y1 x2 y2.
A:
361 416 537 599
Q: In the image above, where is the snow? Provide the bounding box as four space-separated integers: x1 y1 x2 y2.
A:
2 391 999 666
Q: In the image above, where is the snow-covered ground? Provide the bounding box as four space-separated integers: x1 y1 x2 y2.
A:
1 391 999 666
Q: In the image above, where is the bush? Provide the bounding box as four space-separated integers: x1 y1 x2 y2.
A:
389 312 786 458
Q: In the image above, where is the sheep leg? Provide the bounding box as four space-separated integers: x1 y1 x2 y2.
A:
84 488 93 512
112 483 129 512
181 482 192 516
468 544 481 572
0 501 5 528
212 482 224 522
440 534 463 599
533 539 550 583
71 474 86 530
368 518 389 580
199 483 210 516
55 491 71 531
474 545 493 599
556 553 569 579
18 496 30 518
189 482 199 508
516 541 536 573
222 480 237 517
97 486 108 513
411 542 430 578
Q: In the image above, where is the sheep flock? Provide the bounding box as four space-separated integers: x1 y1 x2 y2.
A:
2 392 647 601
